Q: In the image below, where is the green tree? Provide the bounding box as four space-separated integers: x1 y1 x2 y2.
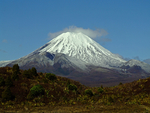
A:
12 64 20 80
2 87 14 101
0 76 5 86
45 73 57 81
12 64 20 74
31 67 38 77
5 76 13 87
12 71 19 80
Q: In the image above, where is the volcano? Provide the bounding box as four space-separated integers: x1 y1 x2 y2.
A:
32 32 126 67
7 32 127 71
4 32 150 86
41 32 127 67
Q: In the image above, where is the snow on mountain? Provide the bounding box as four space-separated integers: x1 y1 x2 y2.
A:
33 32 126 68
53 53 88 71
8 52 54 68
6 50 88 73
3 32 150 74
0 60 13 67
121 59 150 73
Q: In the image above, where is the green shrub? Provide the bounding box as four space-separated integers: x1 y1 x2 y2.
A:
27 92 34 100
119 82 123 85
68 84 77 91
85 89 93 96
0 76 5 86
2 87 14 101
29 84 45 98
45 73 57 81
98 87 104 93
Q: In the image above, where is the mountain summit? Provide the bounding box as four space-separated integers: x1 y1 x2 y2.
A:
33 32 126 67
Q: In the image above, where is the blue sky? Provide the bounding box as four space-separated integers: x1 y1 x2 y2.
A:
0 0 150 61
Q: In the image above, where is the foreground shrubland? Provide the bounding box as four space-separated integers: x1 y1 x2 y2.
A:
0 64 150 112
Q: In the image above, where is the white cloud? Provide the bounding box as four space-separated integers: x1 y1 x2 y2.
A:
48 26 108 39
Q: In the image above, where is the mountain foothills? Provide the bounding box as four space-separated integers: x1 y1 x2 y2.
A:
1 32 150 86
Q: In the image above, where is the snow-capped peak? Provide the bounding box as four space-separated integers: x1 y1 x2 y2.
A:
36 32 126 67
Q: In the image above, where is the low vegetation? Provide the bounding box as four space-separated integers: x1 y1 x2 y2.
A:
0 64 150 112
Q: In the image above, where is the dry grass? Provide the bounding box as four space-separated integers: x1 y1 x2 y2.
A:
0 104 149 113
